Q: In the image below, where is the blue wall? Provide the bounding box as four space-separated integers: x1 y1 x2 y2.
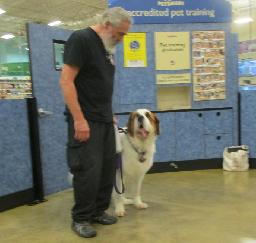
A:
0 100 32 196
240 90 256 158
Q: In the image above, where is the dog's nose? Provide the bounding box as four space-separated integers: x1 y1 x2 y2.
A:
138 115 144 124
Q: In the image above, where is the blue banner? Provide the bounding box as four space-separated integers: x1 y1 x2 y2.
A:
108 0 232 24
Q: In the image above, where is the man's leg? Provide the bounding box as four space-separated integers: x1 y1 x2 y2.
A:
93 122 117 224
67 120 105 236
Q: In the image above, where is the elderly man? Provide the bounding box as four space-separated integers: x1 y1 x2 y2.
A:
60 7 132 238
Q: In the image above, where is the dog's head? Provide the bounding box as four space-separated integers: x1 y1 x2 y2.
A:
127 109 160 139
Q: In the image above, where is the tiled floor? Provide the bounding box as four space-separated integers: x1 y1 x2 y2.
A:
1 169 256 243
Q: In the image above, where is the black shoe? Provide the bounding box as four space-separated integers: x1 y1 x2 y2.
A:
92 212 118 225
71 221 97 238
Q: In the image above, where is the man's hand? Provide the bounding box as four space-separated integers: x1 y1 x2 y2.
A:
74 118 90 142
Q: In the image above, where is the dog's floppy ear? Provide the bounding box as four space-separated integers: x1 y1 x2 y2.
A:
152 113 160 135
127 112 136 137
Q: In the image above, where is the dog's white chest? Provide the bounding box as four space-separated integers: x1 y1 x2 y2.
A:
121 134 154 174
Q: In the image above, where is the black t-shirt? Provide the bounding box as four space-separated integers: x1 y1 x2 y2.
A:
64 27 115 123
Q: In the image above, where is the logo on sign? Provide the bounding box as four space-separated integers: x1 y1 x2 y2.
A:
130 41 140 50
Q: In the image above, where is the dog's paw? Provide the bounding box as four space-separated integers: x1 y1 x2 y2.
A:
114 203 126 217
135 202 148 209
115 210 127 217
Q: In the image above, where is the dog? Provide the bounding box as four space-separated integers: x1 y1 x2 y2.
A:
113 109 160 217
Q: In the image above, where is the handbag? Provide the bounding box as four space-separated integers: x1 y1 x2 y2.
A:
223 145 249 171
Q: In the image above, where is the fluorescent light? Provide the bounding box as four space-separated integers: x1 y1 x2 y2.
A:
0 8 6 15
1 34 15 39
234 17 254 24
48 20 62 26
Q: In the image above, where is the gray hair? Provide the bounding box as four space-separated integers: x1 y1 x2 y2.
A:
94 7 132 27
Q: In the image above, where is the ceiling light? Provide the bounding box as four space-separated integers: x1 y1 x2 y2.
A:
0 8 6 15
234 17 254 24
48 20 62 26
1 34 15 39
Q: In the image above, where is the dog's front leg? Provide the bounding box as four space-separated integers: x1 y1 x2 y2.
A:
133 176 148 209
113 193 127 217
112 170 127 216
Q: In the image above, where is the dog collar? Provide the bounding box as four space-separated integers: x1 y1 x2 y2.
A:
127 135 147 163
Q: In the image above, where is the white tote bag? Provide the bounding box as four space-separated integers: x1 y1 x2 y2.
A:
223 145 249 171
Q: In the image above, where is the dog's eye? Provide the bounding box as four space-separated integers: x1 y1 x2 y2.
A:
145 112 151 118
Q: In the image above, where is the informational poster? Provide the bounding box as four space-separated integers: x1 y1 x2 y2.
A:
123 33 147 67
192 31 226 101
155 32 190 70
156 73 191 84
0 77 32 99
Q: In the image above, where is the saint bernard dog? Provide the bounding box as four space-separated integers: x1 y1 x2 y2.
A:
113 109 160 217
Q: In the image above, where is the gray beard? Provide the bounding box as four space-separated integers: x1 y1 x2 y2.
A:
102 39 116 54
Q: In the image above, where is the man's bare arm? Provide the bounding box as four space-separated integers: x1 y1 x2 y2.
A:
59 64 90 141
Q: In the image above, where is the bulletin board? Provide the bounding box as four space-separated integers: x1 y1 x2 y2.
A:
114 24 237 112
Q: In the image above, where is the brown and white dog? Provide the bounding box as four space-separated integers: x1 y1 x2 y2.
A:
113 109 160 217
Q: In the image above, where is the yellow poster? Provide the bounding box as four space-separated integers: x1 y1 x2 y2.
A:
123 33 147 67
156 73 191 84
155 32 190 70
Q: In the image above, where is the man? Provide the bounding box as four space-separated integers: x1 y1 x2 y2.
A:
59 7 132 238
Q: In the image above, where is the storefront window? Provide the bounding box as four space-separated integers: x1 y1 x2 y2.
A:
230 0 256 88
